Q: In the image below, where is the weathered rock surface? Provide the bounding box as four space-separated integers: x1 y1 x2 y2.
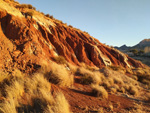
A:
0 0 144 73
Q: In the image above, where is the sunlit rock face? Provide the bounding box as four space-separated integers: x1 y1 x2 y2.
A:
0 0 144 73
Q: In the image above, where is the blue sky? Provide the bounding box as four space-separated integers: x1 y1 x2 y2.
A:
16 0 150 47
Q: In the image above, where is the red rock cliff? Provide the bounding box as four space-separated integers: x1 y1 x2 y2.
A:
0 0 144 73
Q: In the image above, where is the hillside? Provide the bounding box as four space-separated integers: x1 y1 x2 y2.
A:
115 39 150 66
0 0 150 113
116 39 150 52
133 39 150 49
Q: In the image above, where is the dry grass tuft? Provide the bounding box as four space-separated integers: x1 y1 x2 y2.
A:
130 75 138 81
109 65 120 71
119 87 125 93
80 62 99 71
109 87 117 93
54 92 70 113
0 99 17 113
113 77 124 85
78 67 101 85
0 70 72 113
0 71 10 83
102 80 111 89
123 84 130 91
91 84 108 99
44 62 74 87
67 63 78 74
53 56 67 64
108 78 114 85
44 92 71 113
146 94 150 102
129 85 138 95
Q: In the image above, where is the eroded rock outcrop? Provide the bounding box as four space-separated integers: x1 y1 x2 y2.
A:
0 0 144 73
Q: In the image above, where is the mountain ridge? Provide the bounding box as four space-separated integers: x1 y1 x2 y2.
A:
116 38 150 50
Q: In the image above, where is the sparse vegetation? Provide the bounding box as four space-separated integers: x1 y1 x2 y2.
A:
0 70 71 113
128 85 138 95
113 77 124 85
91 84 108 99
77 67 101 85
45 14 54 19
53 56 67 64
43 62 74 87
132 67 150 87
25 11 34 19
0 71 10 83
15 4 36 10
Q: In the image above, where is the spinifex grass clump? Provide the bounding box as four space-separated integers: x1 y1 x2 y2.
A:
91 84 108 99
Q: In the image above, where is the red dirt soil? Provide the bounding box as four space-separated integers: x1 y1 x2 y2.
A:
51 83 135 113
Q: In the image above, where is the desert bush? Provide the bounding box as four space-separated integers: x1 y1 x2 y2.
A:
44 62 74 87
0 71 10 83
80 62 99 71
53 56 67 64
109 87 117 93
113 84 119 91
6 80 24 100
16 4 36 10
69 25 73 28
45 14 50 17
100 67 111 77
49 15 54 19
80 74 93 85
78 67 101 85
0 99 17 113
102 80 111 89
107 78 114 85
0 71 72 113
44 92 71 113
53 92 70 113
119 87 125 93
126 68 133 74
142 79 150 85
25 73 52 100
130 75 138 81
45 14 54 19
123 84 130 91
26 11 34 17
133 68 150 86
67 63 77 74
129 85 138 95
113 77 124 85
91 84 108 99
146 94 150 102
109 66 120 71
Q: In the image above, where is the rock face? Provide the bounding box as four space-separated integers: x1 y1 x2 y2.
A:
0 0 144 73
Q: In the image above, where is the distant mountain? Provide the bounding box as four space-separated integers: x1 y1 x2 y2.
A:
116 39 150 51
115 44 130 50
133 39 150 49
115 39 150 66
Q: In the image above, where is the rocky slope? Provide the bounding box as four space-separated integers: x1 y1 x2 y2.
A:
1 1 150 113
0 0 144 74
134 39 150 49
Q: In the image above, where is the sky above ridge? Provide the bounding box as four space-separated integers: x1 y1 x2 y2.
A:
16 0 150 47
